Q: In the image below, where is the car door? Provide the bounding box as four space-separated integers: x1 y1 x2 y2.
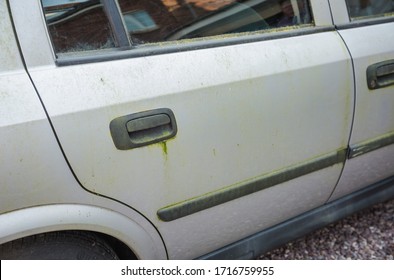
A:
10 0 353 259
328 0 394 201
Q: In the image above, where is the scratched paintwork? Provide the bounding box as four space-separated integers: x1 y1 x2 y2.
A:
349 130 394 159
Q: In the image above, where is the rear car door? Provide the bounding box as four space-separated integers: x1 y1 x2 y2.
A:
10 0 353 259
328 0 394 201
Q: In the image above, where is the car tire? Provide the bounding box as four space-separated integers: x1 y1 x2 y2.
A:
0 231 119 260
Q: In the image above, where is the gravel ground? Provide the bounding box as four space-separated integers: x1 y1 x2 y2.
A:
259 199 394 260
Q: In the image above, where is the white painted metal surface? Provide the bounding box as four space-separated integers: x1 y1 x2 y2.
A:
8 0 355 259
310 0 335 26
330 145 394 201
328 0 350 25
2 0 392 260
0 0 166 259
330 21 394 201
0 2 24 73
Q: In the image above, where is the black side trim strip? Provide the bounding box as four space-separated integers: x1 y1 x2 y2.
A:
56 26 334 66
157 149 347 222
198 175 394 259
349 131 394 159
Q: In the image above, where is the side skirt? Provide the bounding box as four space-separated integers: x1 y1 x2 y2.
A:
197 175 394 260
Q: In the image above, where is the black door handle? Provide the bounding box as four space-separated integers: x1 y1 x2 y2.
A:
367 59 394 90
110 108 177 150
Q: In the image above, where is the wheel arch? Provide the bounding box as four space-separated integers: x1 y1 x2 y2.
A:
0 204 167 259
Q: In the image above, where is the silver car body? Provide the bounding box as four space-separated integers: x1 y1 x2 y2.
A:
1 0 393 259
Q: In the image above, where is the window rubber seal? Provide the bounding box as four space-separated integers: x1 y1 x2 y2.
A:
55 25 335 66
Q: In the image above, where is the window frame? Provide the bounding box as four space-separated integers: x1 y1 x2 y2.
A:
11 0 334 67
102 0 130 48
329 0 394 29
345 0 394 21
40 0 130 54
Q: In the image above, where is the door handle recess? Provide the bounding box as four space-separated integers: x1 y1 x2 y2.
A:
110 108 177 150
367 59 394 90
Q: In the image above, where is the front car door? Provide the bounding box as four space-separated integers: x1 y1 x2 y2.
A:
11 0 353 259
328 0 394 201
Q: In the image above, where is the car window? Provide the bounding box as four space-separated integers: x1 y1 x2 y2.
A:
41 0 118 53
41 0 314 54
345 0 394 20
118 0 313 44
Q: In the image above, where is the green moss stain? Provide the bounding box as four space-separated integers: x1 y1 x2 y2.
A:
160 141 168 156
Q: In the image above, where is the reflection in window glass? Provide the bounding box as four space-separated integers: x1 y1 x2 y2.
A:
42 0 116 53
117 0 313 45
124 10 158 34
345 0 394 20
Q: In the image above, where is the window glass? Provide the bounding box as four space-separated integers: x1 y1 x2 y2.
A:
117 0 313 45
123 10 159 34
345 0 394 20
42 0 117 53
42 0 314 55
